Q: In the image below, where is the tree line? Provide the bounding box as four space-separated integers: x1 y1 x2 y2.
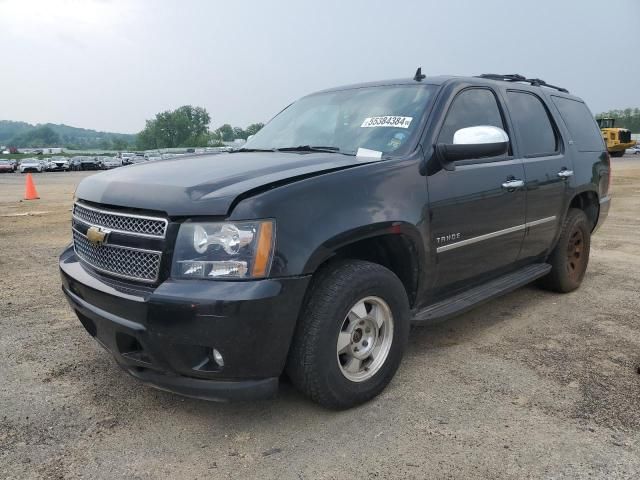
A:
135 105 264 150
1 107 264 150
0 120 135 150
596 108 640 133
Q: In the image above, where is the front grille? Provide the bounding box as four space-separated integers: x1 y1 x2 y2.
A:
73 229 162 283
73 202 167 238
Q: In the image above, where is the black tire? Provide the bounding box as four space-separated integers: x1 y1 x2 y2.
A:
610 150 625 158
286 260 410 409
540 208 591 293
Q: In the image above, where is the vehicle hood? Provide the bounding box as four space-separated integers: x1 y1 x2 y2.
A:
21 161 40 166
74 152 374 216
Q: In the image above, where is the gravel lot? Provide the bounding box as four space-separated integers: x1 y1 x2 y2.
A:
1 158 640 479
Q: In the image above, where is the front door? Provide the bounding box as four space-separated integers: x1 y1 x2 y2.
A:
427 87 526 294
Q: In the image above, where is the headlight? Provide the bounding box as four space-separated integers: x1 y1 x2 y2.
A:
171 220 275 279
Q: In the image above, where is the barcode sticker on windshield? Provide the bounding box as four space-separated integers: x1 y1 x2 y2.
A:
361 116 412 128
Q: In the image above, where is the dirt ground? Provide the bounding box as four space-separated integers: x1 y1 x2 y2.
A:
1 158 640 479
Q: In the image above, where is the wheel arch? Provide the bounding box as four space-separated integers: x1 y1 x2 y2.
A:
568 189 600 231
303 221 425 308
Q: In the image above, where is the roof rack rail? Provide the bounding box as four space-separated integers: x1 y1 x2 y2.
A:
477 73 569 93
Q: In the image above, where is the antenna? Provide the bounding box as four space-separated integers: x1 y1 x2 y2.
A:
414 67 426 82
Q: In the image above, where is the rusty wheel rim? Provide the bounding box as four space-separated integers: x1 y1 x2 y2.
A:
566 227 585 281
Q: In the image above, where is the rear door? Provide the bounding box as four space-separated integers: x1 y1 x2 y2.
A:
427 87 526 294
504 90 570 261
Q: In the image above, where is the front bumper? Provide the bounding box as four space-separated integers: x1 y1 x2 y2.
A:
59 246 310 401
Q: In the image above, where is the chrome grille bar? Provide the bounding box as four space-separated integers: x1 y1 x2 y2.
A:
73 202 168 238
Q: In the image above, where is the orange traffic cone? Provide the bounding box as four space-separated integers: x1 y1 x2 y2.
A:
24 173 40 200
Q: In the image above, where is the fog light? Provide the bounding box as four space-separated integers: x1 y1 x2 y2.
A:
212 348 224 367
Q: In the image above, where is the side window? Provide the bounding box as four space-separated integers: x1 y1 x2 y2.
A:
438 89 506 145
550 96 604 152
506 91 558 157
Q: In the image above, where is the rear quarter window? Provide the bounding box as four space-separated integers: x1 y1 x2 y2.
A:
551 96 604 152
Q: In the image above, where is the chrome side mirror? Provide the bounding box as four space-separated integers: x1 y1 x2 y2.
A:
453 125 509 146
435 125 509 171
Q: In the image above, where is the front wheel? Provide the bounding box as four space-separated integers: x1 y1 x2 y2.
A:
286 260 410 409
540 208 591 293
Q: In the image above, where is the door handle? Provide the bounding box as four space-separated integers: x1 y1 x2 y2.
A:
501 179 525 190
557 169 574 178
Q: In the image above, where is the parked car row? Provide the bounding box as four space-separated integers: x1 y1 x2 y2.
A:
0 155 149 173
0 152 202 174
0 157 73 173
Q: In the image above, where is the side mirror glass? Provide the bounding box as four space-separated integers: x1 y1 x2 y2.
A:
435 126 509 171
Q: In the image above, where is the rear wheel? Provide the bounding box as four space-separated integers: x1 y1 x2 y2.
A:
610 150 625 158
286 260 410 409
540 208 591 293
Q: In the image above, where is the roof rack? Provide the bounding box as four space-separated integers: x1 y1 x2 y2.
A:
477 73 569 93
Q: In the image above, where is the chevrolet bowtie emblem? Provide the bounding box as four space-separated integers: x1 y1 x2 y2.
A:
86 226 110 245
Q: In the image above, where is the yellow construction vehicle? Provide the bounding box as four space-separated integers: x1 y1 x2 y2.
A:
596 117 636 157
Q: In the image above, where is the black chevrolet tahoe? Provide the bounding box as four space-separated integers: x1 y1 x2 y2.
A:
60 72 611 409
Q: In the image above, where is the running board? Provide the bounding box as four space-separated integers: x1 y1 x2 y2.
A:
412 263 551 325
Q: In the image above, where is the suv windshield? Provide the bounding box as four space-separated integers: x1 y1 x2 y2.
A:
243 84 437 156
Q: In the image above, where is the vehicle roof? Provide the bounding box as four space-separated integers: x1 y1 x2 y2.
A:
313 74 583 102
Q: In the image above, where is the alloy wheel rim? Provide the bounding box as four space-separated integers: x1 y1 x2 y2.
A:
336 296 394 382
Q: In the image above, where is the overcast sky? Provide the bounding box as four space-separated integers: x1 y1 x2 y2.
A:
1 0 638 134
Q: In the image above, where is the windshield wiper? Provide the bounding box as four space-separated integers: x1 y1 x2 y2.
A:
277 145 342 153
233 147 275 153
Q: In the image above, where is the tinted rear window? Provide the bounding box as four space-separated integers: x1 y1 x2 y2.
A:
506 91 558 157
551 96 604 152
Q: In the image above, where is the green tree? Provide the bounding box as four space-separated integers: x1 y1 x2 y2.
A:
137 105 211 149
137 119 159 149
111 137 130 151
245 122 264 137
10 125 61 147
215 124 234 142
233 126 247 140
207 134 224 147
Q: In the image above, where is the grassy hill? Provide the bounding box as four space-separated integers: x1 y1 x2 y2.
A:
0 120 136 150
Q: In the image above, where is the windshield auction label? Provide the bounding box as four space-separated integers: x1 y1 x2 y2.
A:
360 116 413 128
